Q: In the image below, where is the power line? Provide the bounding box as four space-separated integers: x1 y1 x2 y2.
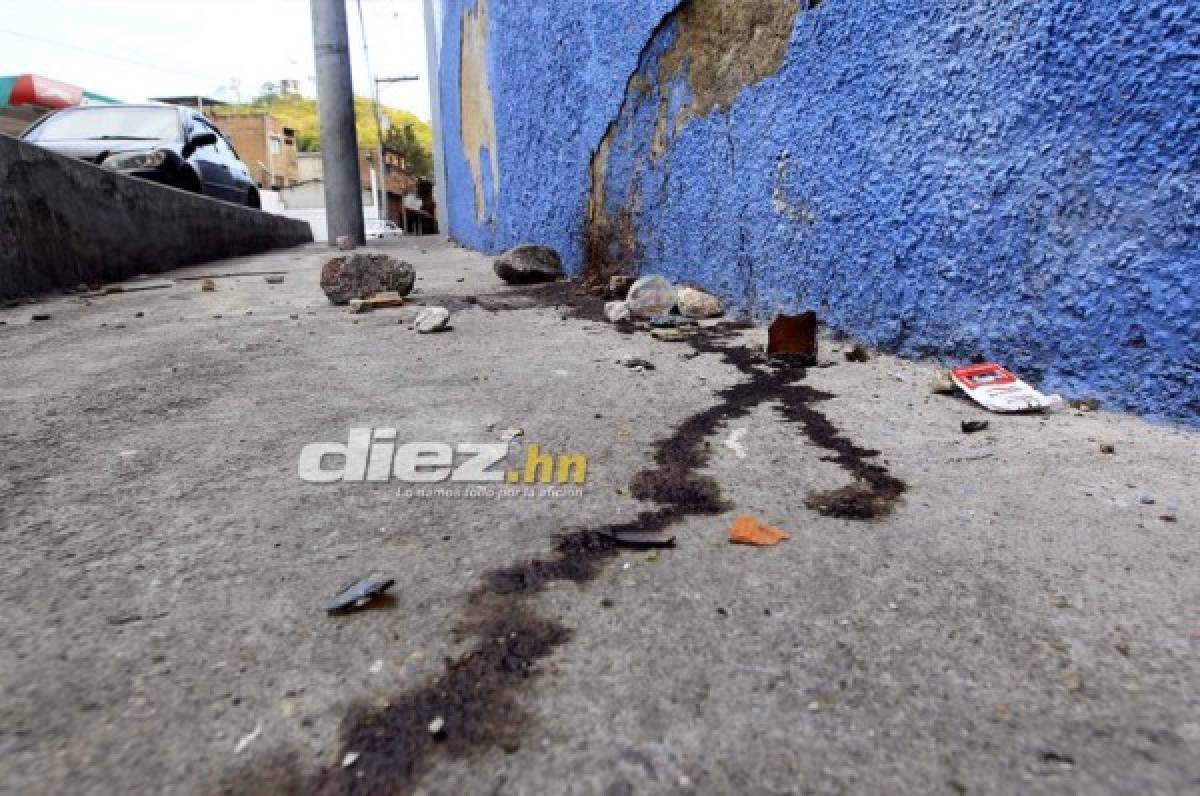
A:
0 27 224 83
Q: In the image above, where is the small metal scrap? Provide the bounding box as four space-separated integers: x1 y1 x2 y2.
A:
767 312 818 365
327 574 395 615
601 529 677 548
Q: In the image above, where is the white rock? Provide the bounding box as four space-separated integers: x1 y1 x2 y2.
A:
341 752 360 767
625 275 676 318
414 306 450 334
604 301 631 323
428 716 446 735
676 286 723 318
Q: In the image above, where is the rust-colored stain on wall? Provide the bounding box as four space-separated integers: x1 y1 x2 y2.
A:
460 0 500 224
585 0 801 281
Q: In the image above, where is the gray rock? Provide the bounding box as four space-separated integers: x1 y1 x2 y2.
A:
604 301 631 323
320 254 416 305
415 306 451 333
676 286 723 318
493 244 563 284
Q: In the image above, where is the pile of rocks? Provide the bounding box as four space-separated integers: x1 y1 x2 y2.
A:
605 275 724 325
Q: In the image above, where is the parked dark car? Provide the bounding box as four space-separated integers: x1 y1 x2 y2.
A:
21 104 261 208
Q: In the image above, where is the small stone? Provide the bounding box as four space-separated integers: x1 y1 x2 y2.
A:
493 244 563 284
428 716 446 737
499 428 523 442
807 701 821 712
200 278 216 292
31 314 51 322
930 371 956 394
626 275 676 318
134 311 144 318
341 752 359 767
414 306 450 333
1138 495 1156 506
1070 397 1101 412
1063 673 1085 693
1160 514 1178 523
645 550 659 562
604 301 631 323
608 275 636 299
265 275 285 285
676 286 723 319
650 328 687 343
369 659 384 674
1100 444 1116 454
844 345 871 363
961 420 990 434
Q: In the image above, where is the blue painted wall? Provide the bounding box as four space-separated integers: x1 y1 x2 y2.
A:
440 0 1200 424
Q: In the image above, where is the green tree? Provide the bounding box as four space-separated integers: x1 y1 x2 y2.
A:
385 123 434 178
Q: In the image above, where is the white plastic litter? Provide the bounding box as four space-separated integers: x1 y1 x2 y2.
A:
625 275 676 318
951 363 1062 413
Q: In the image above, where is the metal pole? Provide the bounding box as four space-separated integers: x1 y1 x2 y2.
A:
374 76 420 230
423 0 448 233
311 0 364 246
374 90 387 223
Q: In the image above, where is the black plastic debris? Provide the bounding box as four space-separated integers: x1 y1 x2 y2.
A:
648 315 697 328
961 420 990 434
327 574 395 615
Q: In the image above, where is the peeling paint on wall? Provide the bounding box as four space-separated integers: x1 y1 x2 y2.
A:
585 0 803 281
459 0 500 224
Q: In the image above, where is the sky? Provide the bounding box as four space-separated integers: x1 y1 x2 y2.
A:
0 0 434 120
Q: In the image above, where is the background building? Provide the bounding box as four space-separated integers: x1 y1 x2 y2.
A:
208 111 299 189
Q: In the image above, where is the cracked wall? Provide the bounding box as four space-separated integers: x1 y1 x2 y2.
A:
438 0 1200 423
586 0 804 283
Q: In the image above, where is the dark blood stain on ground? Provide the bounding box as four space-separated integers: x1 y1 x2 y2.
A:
229 282 906 795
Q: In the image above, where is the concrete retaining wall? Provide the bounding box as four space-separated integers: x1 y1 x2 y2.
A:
0 133 313 299
437 0 1199 425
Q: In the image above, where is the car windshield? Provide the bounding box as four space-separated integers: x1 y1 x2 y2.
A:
26 107 180 142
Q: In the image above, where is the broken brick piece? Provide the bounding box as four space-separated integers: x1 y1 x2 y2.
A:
768 312 818 364
729 515 790 547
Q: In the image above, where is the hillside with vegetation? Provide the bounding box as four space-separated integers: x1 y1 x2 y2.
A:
215 91 434 177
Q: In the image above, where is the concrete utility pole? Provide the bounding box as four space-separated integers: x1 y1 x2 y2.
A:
310 0 364 246
423 0 448 232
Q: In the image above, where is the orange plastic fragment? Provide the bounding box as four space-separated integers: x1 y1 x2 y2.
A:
729 515 790 546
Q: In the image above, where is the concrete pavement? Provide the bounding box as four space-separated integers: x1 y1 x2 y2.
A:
1 237 1197 795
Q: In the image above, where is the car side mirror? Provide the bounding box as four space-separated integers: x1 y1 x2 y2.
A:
183 132 217 157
